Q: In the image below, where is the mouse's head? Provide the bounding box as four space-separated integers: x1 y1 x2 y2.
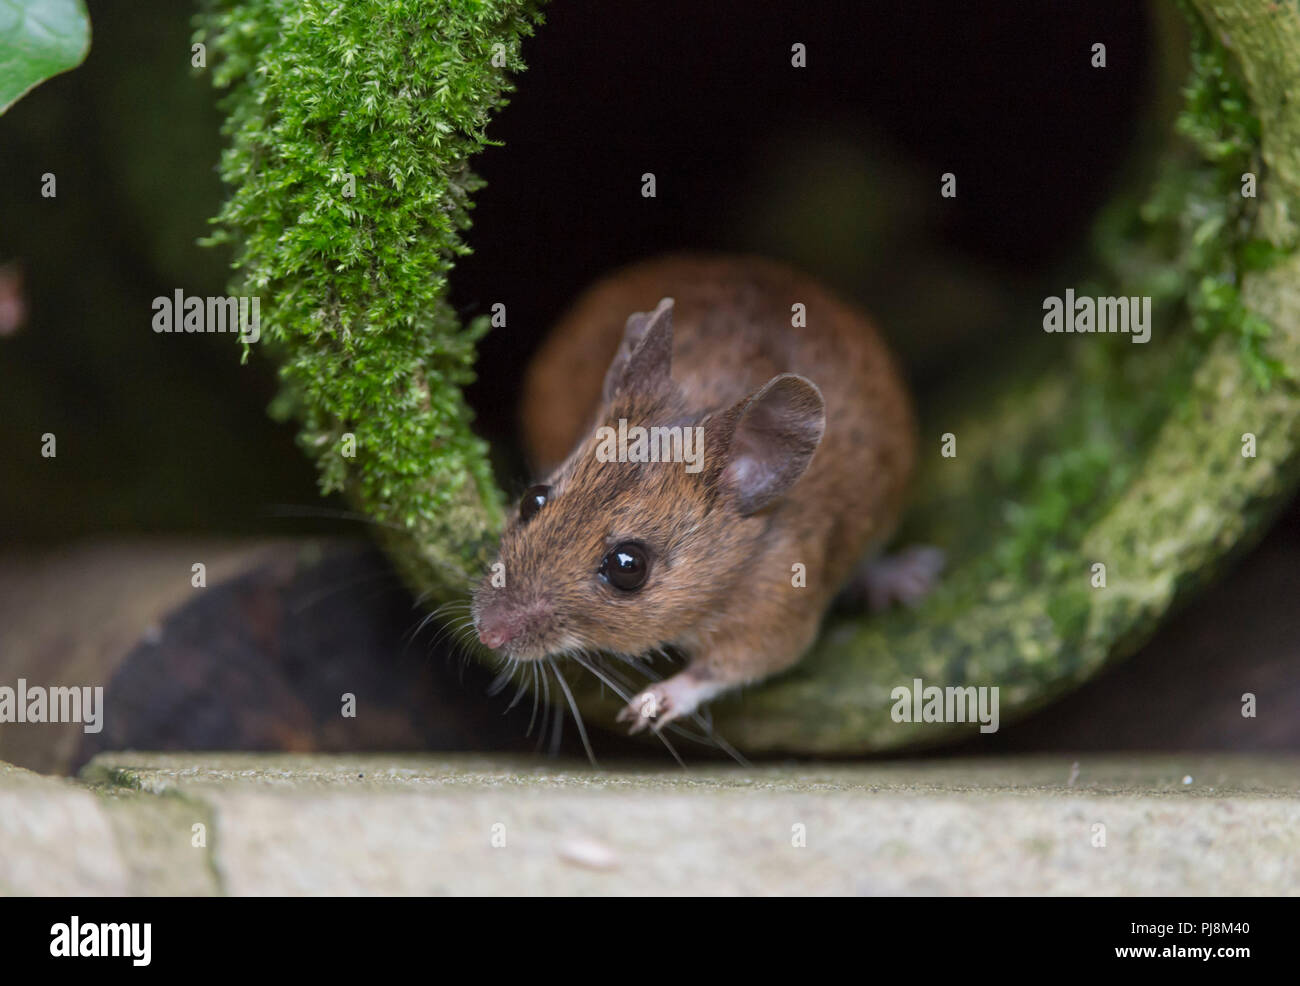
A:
472 297 825 662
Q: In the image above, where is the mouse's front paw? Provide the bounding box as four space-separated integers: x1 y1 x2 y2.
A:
616 683 677 734
616 673 722 735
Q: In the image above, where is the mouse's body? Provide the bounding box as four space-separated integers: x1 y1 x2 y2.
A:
473 253 935 731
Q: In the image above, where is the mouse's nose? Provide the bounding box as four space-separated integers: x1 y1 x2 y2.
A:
475 597 551 653
477 620 512 649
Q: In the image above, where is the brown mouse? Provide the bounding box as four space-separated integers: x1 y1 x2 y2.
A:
472 253 942 733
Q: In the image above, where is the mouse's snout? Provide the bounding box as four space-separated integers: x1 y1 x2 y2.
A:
476 619 511 650
473 592 555 657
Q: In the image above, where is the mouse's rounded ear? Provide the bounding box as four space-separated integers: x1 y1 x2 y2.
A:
602 297 674 403
714 373 826 515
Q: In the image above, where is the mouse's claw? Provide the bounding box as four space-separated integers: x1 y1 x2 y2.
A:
616 688 665 735
617 673 723 735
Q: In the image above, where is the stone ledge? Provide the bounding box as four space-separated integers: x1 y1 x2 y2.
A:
0 760 218 896
2 754 1297 895
0 761 131 896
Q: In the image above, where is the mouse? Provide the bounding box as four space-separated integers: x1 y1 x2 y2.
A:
472 253 943 734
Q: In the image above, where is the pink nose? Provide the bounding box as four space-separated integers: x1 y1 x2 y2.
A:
475 598 550 651
478 622 512 649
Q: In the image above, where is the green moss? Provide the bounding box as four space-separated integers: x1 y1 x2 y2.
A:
200 0 543 595
1098 2 1293 388
973 1 1297 600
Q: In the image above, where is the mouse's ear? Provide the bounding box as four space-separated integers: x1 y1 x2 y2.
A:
715 373 825 515
602 297 674 403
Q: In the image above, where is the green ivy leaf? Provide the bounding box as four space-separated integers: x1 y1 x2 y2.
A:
0 0 90 115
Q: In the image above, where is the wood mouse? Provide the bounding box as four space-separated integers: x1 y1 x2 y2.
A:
472 253 943 733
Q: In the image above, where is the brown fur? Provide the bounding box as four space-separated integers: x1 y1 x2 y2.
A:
474 253 916 705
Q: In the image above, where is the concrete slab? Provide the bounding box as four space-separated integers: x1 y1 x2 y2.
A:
0 761 131 895
64 752 1300 895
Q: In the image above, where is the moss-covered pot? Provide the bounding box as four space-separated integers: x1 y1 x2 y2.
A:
209 0 1300 754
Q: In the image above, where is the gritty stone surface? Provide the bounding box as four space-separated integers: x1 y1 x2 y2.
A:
94 793 220 896
54 752 1300 896
0 760 217 896
0 761 131 895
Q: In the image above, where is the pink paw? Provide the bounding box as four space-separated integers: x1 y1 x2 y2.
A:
615 673 724 734
854 545 946 613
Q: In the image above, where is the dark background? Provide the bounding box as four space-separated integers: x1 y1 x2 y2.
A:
458 0 1152 449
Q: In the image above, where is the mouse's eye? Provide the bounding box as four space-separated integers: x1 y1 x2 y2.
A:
519 485 550 524
599 541 650 592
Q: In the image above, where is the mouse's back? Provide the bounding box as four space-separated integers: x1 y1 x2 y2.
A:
521 255 915 572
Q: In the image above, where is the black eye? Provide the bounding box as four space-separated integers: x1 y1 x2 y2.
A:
600 541 650 591
519 485 550 523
